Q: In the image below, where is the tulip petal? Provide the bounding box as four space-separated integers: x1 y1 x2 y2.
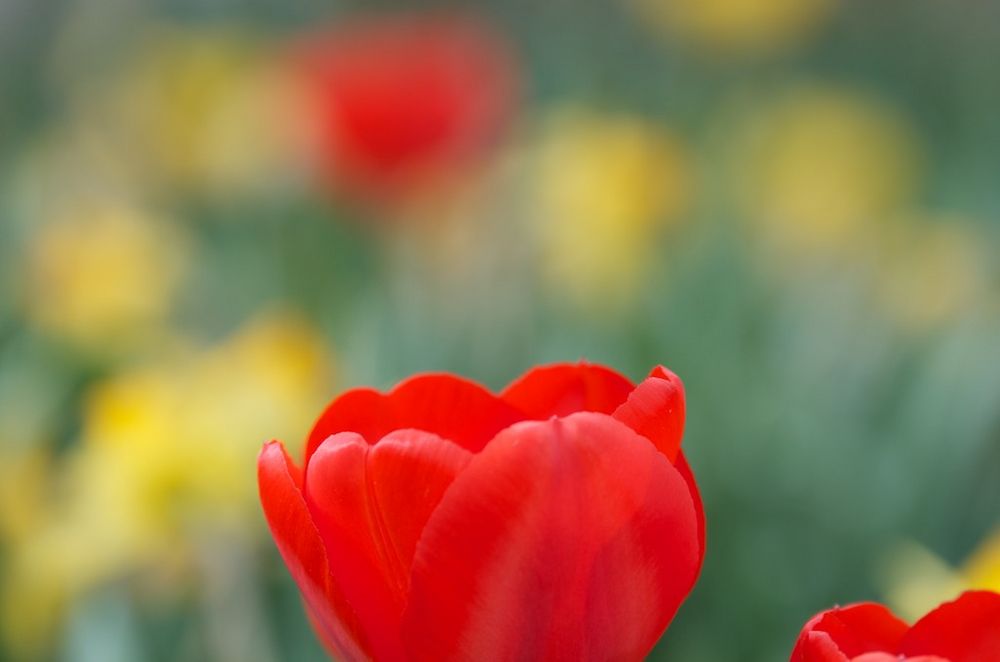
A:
304 430 473 661
851 655 947 662
501 362 635 418
257 442 369 661
795 631 851 662
612 365 685 462
402 412 700 661
305 605 356 661
790 603 908 661
306 388 386 457
675 452 706 571
898 590 1000 661
368 430 474 573
306 374 525 459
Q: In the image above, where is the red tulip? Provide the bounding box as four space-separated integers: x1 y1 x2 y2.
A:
790 591 1000 661
291 13 519 205
259 362 704 661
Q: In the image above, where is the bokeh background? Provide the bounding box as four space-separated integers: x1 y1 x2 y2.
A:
2 0 999 660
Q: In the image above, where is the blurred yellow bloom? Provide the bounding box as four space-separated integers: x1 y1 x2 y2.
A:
1 312 333 654
2 526 84 660
632 0 835 54
731 85 922 257
24 203 189 350
964 529 1000 593
105 26 297 195
879 541 967 623
0 425 102 659
531 107 693 311
874 217 988 331
77 311 331 545
0 450 50 545
882 530 1000 623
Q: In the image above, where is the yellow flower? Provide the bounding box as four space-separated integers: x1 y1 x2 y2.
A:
0 450 50 547
879 541 966 623
631 0 835 54
104 25 296 195
874 216 988 331
730 85 922 257
964 529 1000 593
78 311 332 535
2 523 90 660
882 530 1000 623
0 359 70 658
530 107 693 311
0 312 333 654
24 203 189 350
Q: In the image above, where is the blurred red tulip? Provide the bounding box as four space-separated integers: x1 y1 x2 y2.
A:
259 362 704 661
790 591 1000 661
291 14 519 206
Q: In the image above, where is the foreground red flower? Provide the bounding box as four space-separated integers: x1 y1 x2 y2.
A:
790 591 1000 661
291 13 518 205
259 363 704 661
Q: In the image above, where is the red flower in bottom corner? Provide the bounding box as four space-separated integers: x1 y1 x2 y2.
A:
258 362 704 661
791 591 1000 662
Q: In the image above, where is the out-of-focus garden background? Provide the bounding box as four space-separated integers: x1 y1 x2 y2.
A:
1 0 999 660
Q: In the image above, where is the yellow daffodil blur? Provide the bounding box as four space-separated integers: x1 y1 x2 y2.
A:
883 529 1000 623
964 529 1000 593
0 312 333 656
731 85 922 258
530 107 693 312
24 203 189 351
0 450 50 547
631 0 835 54
874 216 988 331
879 541 968 623
101 26 296 196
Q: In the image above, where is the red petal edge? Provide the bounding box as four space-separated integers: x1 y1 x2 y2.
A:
675 452 706 576
790 603 908 662
257 442 369 662
612 365 686 462
305 373 525 460
898 590 1000 661
799 632 851 662
501 362 636 419
303 430 473 662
